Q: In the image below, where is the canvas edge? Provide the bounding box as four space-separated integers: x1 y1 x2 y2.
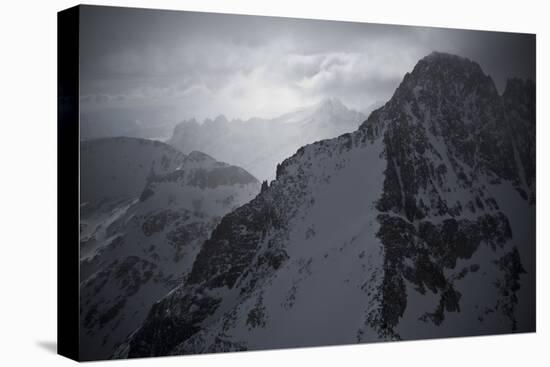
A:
57 4 81 362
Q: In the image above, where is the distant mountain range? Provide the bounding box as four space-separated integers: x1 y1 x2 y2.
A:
168 97 366 181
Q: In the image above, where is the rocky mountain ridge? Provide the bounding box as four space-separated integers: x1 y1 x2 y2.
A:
114 52 535 358
79 137 260 360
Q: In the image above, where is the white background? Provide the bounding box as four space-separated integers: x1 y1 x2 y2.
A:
0 0 548 365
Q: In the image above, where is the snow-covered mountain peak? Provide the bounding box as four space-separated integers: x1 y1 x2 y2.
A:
185 150 220 165
403 51 496 99
80 137 187 205
417 51 482 74
361 51 502 140
117 53 534 358
79 137 260 360
422 51 473 63
315 97 347 114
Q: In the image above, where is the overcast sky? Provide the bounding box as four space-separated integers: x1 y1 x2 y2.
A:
79 5 535 123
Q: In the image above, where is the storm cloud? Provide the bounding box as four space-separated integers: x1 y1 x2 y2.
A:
79 5 535 125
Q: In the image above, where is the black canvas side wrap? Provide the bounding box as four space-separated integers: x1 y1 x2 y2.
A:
57 5 80 361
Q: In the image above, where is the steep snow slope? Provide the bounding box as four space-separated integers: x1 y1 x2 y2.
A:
168 98 366 181
79 138 260 360
117 53 535 358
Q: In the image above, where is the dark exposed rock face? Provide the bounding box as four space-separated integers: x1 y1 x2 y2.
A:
118 53 535 358
494 246 526 331
502 78 536 202
361 53 535 339
365 53 526 221
126 288 222 358
370 213 512 337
